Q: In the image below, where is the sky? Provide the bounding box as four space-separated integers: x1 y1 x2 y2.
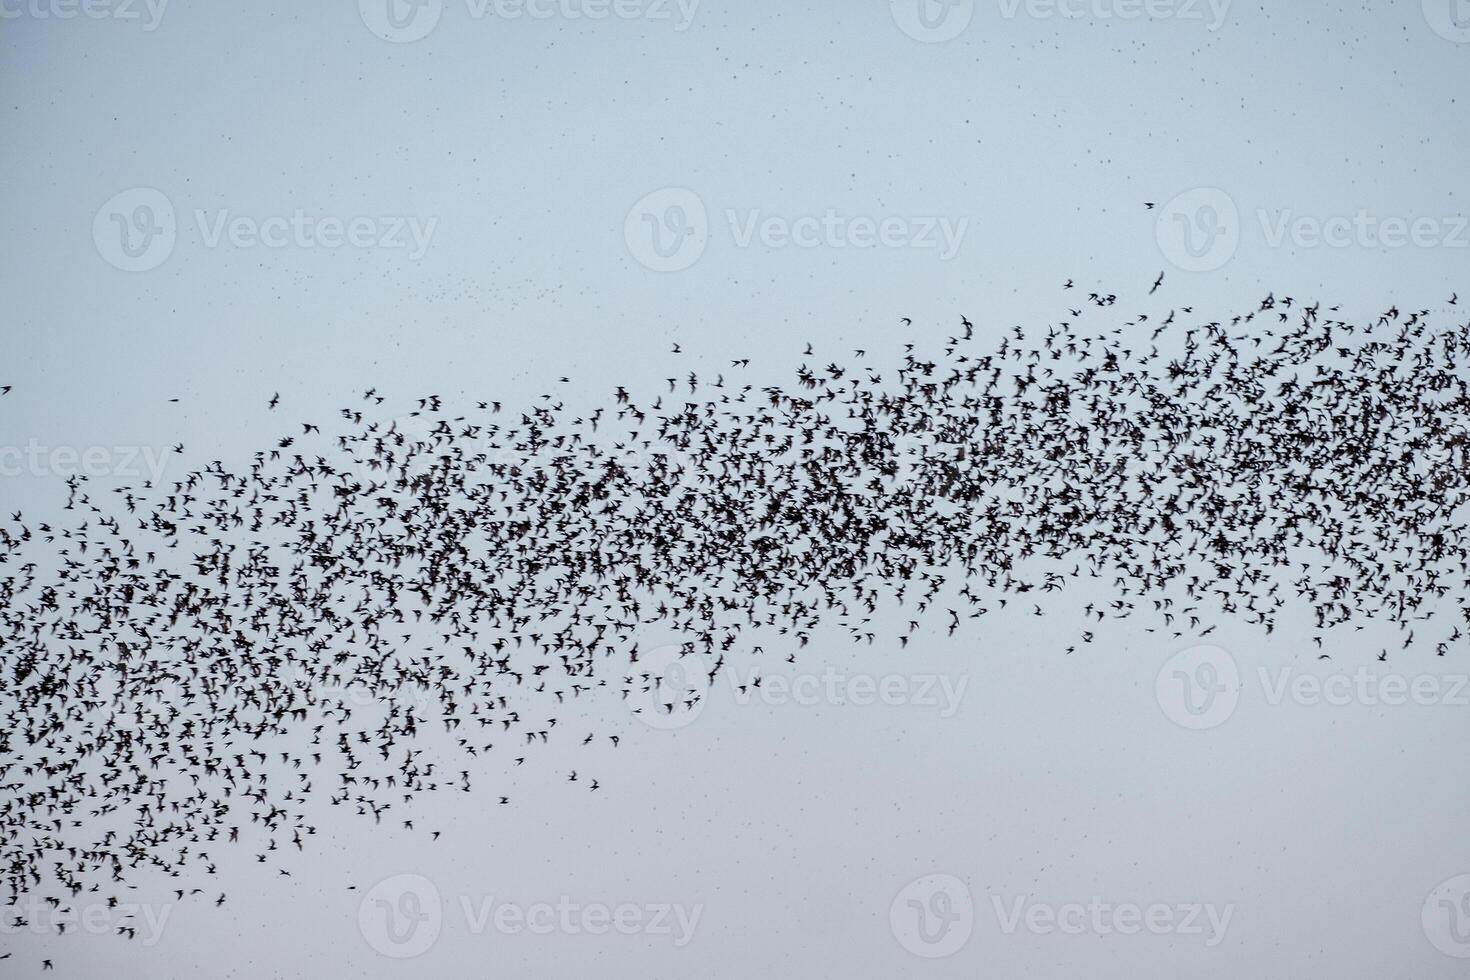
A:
3 1 1470 977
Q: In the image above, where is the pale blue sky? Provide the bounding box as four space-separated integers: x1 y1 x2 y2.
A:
3 2 1470 977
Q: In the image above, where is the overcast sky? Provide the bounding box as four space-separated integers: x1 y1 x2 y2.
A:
3 2 1470 977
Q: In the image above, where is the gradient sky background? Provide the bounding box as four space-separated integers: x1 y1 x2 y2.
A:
3 2 1470 977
